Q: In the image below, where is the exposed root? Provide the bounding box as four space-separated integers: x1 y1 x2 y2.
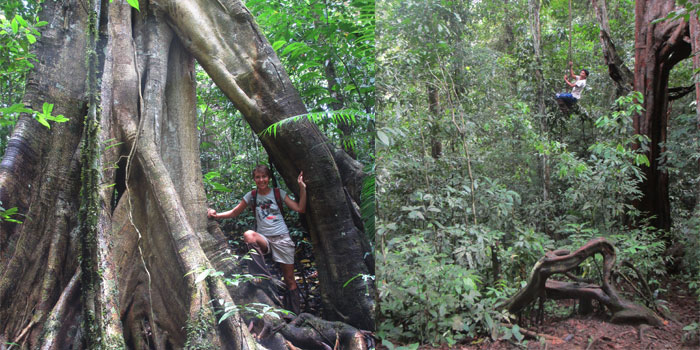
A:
505 238 664 327
39 268 81 350
513 325 564 345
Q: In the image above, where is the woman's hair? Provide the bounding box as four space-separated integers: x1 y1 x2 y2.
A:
252 164 272 178
582 69 590 77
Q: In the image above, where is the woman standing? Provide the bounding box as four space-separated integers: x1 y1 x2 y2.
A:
208 164 306 314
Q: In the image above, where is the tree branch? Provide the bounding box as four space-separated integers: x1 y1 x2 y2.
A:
668 85 695 100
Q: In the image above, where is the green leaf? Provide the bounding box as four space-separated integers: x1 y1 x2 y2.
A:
195 269 212 284
204 171 221 180
126 0 140 11
11 18 18 34
35 115 50 128
47 114 69 123
211 182 232 193
3 207 18 216
512 324 524 342
42 102 53 116
683 323 698 331
14 15 27 28
271 40 286 51
635 154 650 167
282 42 303 55
26 34 36 44
343 273 362 288
0 103 33 115
377 130 390 146
218 310 237 324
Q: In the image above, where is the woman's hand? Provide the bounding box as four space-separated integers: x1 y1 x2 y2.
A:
207 208 217 219
285 171 307 214
297 171 306 190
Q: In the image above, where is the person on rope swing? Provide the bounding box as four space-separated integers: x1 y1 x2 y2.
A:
555 61 588 108
207 164 306 315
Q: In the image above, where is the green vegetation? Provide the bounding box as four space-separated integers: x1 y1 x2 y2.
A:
0 1 44 152
377 0 699 346
187 265 292 324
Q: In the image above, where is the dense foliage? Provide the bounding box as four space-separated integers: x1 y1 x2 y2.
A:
376 0 699 346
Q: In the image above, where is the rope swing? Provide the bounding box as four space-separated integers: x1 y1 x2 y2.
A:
567 0 573 64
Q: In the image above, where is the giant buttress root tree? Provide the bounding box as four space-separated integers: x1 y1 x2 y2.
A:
632 0 691 230
594 0 692 231
0 0 374 348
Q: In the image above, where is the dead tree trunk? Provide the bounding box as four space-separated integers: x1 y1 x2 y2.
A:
632 0 691 230
504 238 664 327
0 0 373 348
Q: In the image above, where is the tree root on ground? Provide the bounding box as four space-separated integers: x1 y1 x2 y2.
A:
206 223 370 350
504 237 664 327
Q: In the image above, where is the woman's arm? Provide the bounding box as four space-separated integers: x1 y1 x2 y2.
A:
284 172 307 214
208 199 248 219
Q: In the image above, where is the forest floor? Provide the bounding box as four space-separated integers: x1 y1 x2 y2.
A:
391 279 699 350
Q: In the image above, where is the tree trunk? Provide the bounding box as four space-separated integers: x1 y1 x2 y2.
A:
592 0 634 96
633 0 691 230
324 57 358 160
501 0 515 55
428 84 442 159
0 0 373 348
690 2 700 215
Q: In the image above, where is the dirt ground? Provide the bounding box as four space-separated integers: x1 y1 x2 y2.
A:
387 280 700 350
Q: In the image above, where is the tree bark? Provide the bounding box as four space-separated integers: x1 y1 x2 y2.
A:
0 0 373 348
324 57 358 160
633 0 691 230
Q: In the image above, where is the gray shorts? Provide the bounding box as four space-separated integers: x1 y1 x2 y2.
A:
259 234 295 265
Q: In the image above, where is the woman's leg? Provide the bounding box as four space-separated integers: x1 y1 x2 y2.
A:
243 230 272 278
243 230 269 253
280 263 301 314
279 263 297 290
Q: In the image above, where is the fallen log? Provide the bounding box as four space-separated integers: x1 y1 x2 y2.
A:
504 237 664 327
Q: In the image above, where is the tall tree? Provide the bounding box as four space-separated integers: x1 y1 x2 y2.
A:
690 2 700 215
0 0 373 348
632 0 691 230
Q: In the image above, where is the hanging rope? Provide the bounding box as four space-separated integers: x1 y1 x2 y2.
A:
568 0 573 64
